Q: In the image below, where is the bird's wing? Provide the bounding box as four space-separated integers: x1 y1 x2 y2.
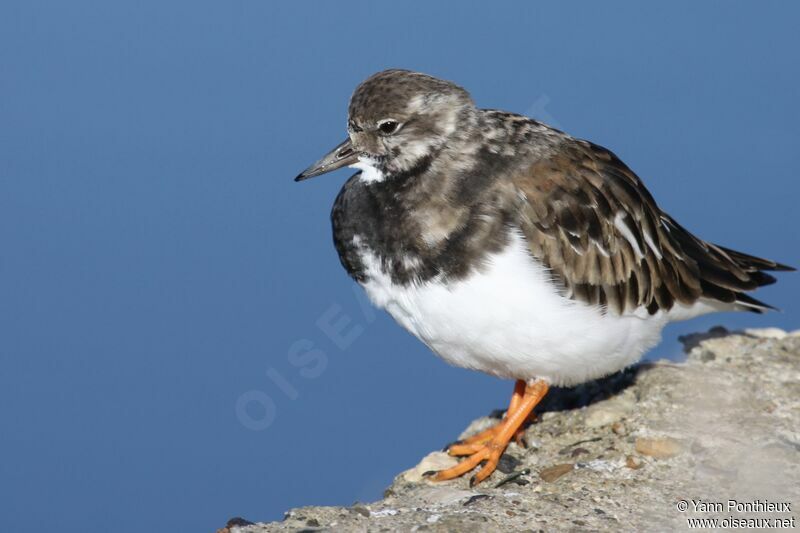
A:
511 139 789 315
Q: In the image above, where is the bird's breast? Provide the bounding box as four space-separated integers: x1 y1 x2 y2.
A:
351 230 668 386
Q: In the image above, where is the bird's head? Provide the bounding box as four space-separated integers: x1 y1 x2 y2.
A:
295 69 475 183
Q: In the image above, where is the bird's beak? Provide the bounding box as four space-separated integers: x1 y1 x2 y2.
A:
295 138 358 182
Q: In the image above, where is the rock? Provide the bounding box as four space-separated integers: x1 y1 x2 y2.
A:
539 463 574 482
401 451 458 483
611 421 627 435
634 437 683 459
229 330 800 532
584 407 621 427
742 327 788 339
349 505 370 517
570 446 589 457
625 455 644 470
496 453 521 473
584 394 635 427
217 517 254 533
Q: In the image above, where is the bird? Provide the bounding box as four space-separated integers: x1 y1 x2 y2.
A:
294 69 794 486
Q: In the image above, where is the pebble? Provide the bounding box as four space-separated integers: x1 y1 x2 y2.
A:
462 494 491 507
635 437 683 459
584 396 635 428
625 455 644 469
402 451 458 482
497 453 521 474
585 407 623 428
349 506 370 518
743 327 787 339
539 463 574 482
570 447 589 457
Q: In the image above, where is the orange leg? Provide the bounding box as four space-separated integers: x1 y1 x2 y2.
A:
446 380 534 456
434 380 549 486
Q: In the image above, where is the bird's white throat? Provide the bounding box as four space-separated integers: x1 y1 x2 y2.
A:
350 157 385 184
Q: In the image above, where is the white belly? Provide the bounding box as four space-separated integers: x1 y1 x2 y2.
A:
356 231 711 387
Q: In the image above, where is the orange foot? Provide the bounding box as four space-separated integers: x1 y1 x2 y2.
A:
445 380 533 456
434 379 549 486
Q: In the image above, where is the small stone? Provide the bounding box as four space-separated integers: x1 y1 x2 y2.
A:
539 463 574 482
611 422 626 436
570 447 589 457
350 506 370 518
699 349 716 362
635 437 683 459
219 516 254 533
462 494 491 507
402 452 459 483
584 396 635 428
625 455 644 469
585 407 623 427
497 453 521 474
743 327 787 339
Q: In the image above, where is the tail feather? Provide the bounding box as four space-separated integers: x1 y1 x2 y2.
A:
716 245 796 273
662 215 794 314
733 292 778 314
705 244 793 313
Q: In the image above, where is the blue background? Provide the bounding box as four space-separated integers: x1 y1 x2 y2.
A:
1 2 798 531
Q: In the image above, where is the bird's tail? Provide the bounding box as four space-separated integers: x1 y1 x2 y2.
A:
663 216 795 313
710 244 795 312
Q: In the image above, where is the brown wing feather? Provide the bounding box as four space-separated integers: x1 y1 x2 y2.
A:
512 140 790 315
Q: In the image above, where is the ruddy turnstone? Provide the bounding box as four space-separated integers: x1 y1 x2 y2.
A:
295 69 794 486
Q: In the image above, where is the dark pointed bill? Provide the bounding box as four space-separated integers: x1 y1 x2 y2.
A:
295 138 358 181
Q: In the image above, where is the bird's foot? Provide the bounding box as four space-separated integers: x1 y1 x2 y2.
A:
432 380 549 486
445 419 531 456
435 438 510 486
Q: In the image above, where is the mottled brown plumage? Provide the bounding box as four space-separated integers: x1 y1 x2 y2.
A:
511 139 792 315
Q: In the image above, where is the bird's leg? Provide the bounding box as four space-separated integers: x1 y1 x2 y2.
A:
446 379 533 456
434 380 549 486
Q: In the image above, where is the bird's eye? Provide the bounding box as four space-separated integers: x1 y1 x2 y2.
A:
378 120 400 135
